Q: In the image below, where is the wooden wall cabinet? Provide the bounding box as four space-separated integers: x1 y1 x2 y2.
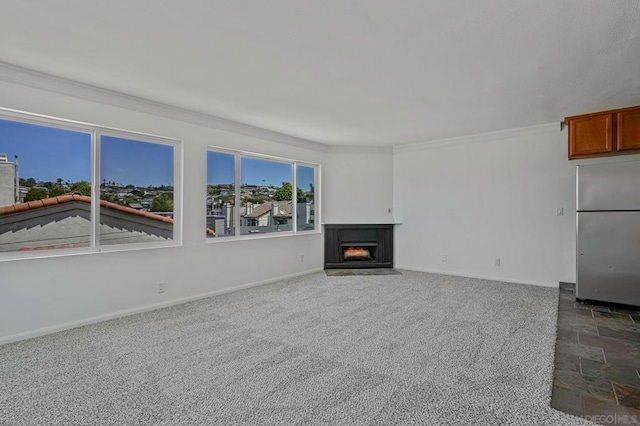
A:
566 105 640 160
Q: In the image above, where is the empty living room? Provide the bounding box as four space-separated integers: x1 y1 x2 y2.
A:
1 1 640 425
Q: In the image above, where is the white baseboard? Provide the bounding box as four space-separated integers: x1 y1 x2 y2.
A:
395 265 557 288
0 268 323 346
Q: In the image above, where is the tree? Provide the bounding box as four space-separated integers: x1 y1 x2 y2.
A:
48 188 66 197
19 177 37 188
100 192 115 203
272 182 304 202
70 181 91 196
150 194 173 212
24 188 48 202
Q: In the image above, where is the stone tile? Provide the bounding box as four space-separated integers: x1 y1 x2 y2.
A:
581 358 640 387
557 311 577 321
613 382 640 410
554 369 614 401
325 269 354 276
556 320 599 336
583 395 638 426
617 322 640 333
576 315 619 329
606 349 640 370
578 332 640 369
579 333 631 353
556 340 606 363
594 311 635 322
551 386 583 417
598 327 640 343
576 302 611 313
575 308 594 318
613 307 640 316
554 351 580 373
559 293 576 302
558 299 575 310
557 327 578 343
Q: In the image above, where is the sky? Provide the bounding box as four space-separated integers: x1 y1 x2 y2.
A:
207 151 315 191
100 136 173 187
0 119 174 187
0 118 91 183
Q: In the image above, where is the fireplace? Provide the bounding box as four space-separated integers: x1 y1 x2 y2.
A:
324 224 393 269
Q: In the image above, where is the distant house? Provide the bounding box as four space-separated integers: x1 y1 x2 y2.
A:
0 153 18 206
126 202 144 210
242 201 292 228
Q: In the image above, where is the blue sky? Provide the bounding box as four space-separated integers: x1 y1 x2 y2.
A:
207 151 315 190
0 119 174 186
100 136 173 187
0 118 91 183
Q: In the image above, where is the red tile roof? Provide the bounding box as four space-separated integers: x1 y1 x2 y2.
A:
0 193 173 224
1 193 218 239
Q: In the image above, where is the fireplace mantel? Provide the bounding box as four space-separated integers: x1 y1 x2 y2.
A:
324 223 394 269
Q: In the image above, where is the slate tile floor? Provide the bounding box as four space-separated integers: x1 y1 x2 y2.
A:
552 282 640 425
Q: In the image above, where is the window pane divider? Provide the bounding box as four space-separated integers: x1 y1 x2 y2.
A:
92 130 100 250
292 162 298 233
234 153 241 237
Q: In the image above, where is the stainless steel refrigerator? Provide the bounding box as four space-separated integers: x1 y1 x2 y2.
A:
577 160 640 306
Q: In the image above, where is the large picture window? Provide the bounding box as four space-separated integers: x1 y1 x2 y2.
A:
0 110 181 257
207 148 318 239
99 135 176 245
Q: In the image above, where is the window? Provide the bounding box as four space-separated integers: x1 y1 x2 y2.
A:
296 164 316 232
0 118 92 253
99 135 176 245
0 110 181 257
206 148 319 239
206 151 235 238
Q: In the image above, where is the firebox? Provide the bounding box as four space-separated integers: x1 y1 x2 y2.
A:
324 224 393 269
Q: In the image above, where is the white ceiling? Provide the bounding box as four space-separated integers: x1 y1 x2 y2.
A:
0 1 639 146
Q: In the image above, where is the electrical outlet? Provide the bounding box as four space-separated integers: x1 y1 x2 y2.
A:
388 208 392 213
158 282 166 293
441 255 447 262
495 258 501 267
556 208 564 217
300 254 304 262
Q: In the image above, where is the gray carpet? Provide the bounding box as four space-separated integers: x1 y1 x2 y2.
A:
0 270 591 425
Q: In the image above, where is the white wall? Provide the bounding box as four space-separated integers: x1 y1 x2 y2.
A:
393 123 640 287
323 146 395 223
0 78 327 343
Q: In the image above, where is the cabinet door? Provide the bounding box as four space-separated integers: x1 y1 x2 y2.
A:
568 113 613 159
617 108 640 152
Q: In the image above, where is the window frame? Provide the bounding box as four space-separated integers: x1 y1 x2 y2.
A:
206 145 320 243
0 107 183 261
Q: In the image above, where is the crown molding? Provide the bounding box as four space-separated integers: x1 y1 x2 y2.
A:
0 61 329 153
393 122 562 154
326 145 393 154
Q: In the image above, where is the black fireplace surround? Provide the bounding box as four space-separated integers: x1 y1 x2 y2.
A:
324 224 393 269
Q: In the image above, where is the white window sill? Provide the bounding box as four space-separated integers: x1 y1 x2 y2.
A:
0 241 180 262
205 229 321 244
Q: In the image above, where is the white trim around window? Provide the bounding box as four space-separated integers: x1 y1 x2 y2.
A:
0 107 183 261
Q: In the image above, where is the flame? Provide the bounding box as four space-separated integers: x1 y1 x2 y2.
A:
344 246 370 259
